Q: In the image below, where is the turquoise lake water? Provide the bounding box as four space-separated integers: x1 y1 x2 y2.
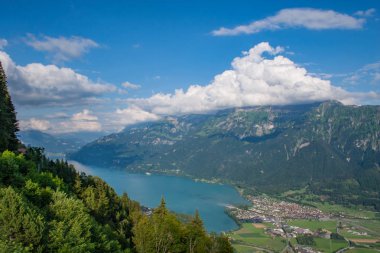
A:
69 161 248 232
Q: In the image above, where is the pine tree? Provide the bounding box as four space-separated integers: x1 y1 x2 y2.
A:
154 196 168 217
185 210 209 253
0 61 19 152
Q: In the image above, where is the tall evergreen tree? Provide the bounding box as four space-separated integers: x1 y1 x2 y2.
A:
0 61 19 152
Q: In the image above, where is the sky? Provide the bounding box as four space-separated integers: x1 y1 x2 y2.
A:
0 0 379 134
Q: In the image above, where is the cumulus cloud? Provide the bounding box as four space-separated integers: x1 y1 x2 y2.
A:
20 110 102 133
72 109 98 121
20 118 51 131
59 109 102 133
25 34 99 62
122 81 141 89
124 42 367 119
106 106 161 131
0 50 116 106
0 39 7 49
212 8 366 36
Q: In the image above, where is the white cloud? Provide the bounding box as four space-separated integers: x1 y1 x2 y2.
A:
212 8 366 36
109 42 379 126
122 81 141 89
58 109 102 133
108 106 161 131
355 8 376 17
0 50 116 106
25 34 99 62
0 39 7 49
20 118 51 131
72 109 98 121
21 110 102 133
64 119 101 132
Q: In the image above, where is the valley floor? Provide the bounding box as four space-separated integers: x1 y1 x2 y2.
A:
227 195 380 253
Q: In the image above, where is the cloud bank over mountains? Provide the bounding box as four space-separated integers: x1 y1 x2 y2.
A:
1 42 379 133
212 8 371 36
125 42 374 118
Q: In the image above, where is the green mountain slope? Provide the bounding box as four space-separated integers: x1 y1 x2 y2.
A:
70 101 380 210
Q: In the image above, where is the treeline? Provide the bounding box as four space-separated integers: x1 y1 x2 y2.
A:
0 61 233 252
309 177 380 211
0 148 232 252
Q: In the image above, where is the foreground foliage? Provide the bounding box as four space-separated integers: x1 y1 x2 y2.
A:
0 149 233 253
0 59 233 253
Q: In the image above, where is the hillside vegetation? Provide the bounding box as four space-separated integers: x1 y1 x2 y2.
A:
0 61 233 253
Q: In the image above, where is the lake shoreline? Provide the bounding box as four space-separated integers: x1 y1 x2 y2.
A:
68 160 249 233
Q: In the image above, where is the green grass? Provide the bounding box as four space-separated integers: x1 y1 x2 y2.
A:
233 237 286 252
313 238 348 253
291 237 348 253
229 223 286 252
288 219 337 232
350 220 380 235
313 202 380 219
340 230 377 240
346 248 380 253
232 244 255 253
232 244 265 253
339 219 380 241
281 187 308 197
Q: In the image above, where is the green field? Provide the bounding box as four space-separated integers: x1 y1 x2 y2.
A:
349 220 380 235
340 230 378 240
339 219 380 242
230 219 380 253
313 203 380 219
341 232 373 240
346 248 380 253
313 238 348 252
229 223 286 252
282 195 380 220
288 219 337 232
291 237 348 252
232 244 267 253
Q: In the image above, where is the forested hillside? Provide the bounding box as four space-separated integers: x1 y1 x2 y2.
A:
0 61 233 253
71 102 380 211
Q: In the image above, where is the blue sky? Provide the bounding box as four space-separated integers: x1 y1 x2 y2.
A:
0 0 379 133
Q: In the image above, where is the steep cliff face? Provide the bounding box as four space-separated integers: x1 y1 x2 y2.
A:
70 101 380 208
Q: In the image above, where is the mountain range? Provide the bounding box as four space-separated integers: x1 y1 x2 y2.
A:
18 130 105 158
67 101 379 210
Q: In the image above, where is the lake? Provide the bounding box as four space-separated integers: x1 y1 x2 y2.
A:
69 161 249 232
